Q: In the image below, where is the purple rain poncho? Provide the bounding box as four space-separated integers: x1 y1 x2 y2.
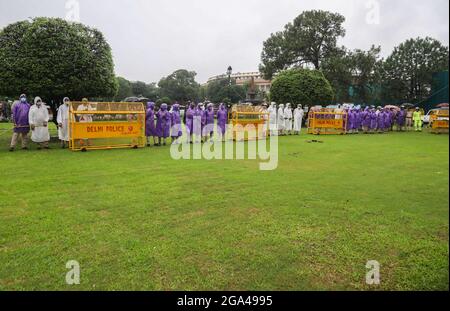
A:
170 104 182 138
362 108 371 128
204 105 215 135
370 110 378 129
397 109 406 126
185 104 195 135
145 102 157 137
193 105 203 136
383 110 391 130
217 104 228 135
12 101 31 133
156 104 171 138
345 109 351 131
355 109 362 129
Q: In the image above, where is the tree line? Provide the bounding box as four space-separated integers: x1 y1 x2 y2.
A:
260 10 449 106
1 13 448 109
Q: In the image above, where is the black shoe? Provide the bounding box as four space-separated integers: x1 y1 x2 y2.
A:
9 147 14 152
22 147 28 150
44 146 50 149
147 144 150 147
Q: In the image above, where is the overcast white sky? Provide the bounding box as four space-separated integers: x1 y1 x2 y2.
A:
0 0 448 83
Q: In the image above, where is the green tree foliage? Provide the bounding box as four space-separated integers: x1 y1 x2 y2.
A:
206 78 246 103
115 77 133 101
379 37 449 104
322 45 382 104
0 18 117 104
270 69 334 106
158 69 200 103
260 10 345 79
156 96 172 105
112 77 160 101
130 81 159 100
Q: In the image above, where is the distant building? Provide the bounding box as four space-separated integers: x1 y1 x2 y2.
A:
206 71 272 93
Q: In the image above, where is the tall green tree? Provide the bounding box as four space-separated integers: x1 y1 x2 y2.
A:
158 69 200 103
270 68 334 106
206 78 246 103
322 46 382 104
379 37 449 104
0 18 117 107
260 10 346 79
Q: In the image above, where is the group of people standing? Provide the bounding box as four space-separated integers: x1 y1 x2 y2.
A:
8 94 426 152
267 102 305 136
145 101 229 146
9 94 72 151
343 105 423 133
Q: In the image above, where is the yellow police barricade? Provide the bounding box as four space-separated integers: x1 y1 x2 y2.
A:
230 105 268 141
431 109 449 134
69 101 146 151
307 110 348 135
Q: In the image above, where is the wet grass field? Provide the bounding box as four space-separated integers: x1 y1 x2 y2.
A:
0 122 448 290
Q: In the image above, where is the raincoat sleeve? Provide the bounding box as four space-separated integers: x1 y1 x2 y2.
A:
57 106 63 124
28 107 35 126
43 107 49 122
12 104 19 125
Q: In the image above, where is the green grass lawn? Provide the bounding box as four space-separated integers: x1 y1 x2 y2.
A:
0 122 448 290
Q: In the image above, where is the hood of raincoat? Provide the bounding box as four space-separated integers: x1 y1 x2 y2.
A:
34 96 43 106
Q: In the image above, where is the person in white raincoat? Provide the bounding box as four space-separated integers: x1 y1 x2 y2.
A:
277 104 285 135
57 97 70 148
77 98 94 147
268 102 277 136
284 103 293 135
293 104 304 135
28 97 50 149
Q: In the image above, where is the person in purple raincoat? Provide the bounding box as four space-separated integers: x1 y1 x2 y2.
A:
390 108 396 131
348 108 354 133
356 108 363 133
156 103 171 146
216 103 228 141
185 102 195 143
375 107 383 133
396 106 406 131
9 94 30 151
361 107 371 134
383 108 392 133
145 102 157 147
170 103 182 143
199 103 207 142
204 103 215 142
370 107 378 133
352 108 358 133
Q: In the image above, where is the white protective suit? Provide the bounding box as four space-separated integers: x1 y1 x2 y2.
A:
28 97 50 143
294 105 304 132
277 104 285 131
268 102 278 133
284 103 293 132
57 98 70 141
